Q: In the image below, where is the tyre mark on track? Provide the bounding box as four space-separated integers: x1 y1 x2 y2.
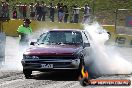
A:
36 81 79 88
0 71 22 79
0 78 45 88
0 74 62 88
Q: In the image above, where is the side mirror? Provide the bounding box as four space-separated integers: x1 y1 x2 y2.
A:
30 42 36 45
107 32 111 38
84 43 90 47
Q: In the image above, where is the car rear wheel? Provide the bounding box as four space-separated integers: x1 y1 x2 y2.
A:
23 69 32 79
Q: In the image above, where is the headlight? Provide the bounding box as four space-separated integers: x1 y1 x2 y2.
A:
72 59 80 66
23 55 39 59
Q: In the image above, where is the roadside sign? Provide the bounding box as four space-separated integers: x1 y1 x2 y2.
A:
125 16 132 27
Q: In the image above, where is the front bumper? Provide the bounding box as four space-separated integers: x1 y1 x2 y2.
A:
21 59 80 71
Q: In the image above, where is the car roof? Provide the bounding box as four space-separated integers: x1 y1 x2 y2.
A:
49 29 83 32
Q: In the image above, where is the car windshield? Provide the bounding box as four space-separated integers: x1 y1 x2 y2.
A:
38 31 83 45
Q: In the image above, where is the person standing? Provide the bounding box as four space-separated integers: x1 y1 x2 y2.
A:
64 5 69 23
58 3 64 22
0 1 2 17
17 2 23 19
12 7 17 19
17 18 32 46
73 4 80 23
49 3 54 22
1 1 4 17
1 1 9 17
41 1 47 21
82 4 90 23
57 2 60 22
29 2 35 20
35 1 42 21
22 3 27 19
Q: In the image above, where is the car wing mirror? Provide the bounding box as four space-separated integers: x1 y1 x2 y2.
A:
84 43 90 47
30 42 36 45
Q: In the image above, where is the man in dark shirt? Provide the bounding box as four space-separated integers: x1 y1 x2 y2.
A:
22 3 27 19
64 5 69 23
58 3 64 22
41 1 47 21
35 1 42 21
49 3 54 22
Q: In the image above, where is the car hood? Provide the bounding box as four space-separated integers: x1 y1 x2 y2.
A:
24 45 82 56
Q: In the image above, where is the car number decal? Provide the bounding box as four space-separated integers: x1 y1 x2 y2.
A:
41 64 53 68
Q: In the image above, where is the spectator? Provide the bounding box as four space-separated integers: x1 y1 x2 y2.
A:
57 2 60 21
17 2 23 19
1 1 4 17
35 1 42 21
0 1 2 17
63 5 69 23
70 5 75 23
49 3 55 22
23 3 27 19
82 4 90 23
58 3 64 22
17 18 32 46
73 4 80 23
5 1 9 17
1 1 9 17
41 1 47 21
12 7 17 19
29 2 35 20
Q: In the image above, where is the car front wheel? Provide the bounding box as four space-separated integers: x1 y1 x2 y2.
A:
23 69 32 79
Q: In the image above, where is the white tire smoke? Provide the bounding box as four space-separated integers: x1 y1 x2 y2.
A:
84 22 132 75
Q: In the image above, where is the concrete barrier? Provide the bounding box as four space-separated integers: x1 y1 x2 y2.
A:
3 19 115 36
3 19 82 36
3 20 132 47
102 25 115 33
4 19 132 47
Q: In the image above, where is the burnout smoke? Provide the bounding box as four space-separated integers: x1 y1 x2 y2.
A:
0 28 50 71
1 37 24 71
84 22 132 75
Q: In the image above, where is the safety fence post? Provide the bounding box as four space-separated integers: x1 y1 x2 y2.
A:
0 32 6 66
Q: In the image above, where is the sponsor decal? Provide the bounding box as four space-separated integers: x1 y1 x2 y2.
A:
80 79 131 86
126 16 132 27
79 66 131 86
115 37 126 44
